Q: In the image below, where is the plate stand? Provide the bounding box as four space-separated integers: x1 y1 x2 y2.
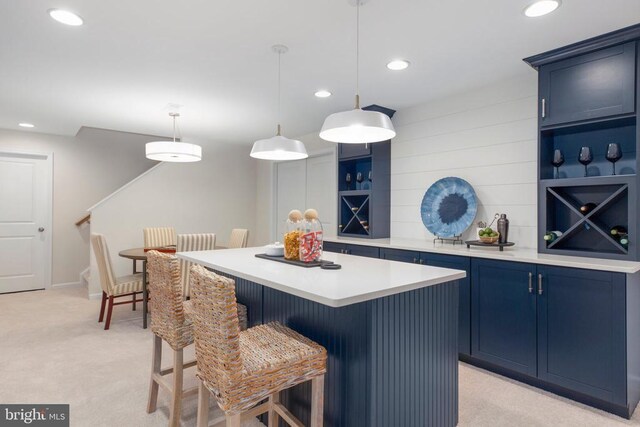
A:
433 235 463 245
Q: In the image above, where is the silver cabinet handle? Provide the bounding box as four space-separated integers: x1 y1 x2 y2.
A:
541 98 546 118
538 273 543 295
419 259 424 264
413 258 418 264
528 272 533 294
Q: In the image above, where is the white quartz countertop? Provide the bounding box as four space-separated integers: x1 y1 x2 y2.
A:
324 236 640 274
177 247 466 308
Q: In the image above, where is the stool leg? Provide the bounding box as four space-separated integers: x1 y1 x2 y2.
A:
196 381 210 427
226 414 241 427
310 375 325 427
268 391 280 426
147 335 162 413
169 349 184 427
132 293 137 311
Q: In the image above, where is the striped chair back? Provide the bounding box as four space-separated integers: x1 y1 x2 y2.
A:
177 233 216 297
143 227 176 248
91 233 116 296
228 228 249 249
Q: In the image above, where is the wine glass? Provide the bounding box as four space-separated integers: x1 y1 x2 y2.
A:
345 173 352 190
578 147 593 177
356 172 364 190
551 149 564 179
606 143 622 175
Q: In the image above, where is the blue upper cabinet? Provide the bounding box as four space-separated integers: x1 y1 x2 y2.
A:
471 259 537 376
536 265 627 405
538 42 636 127
338 143 371 160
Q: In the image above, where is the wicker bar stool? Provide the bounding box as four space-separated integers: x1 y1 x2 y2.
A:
189 265 327 427
146 251 198 427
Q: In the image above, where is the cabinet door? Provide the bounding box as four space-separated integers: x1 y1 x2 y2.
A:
471 259 537 376
345 244 379 258
339 143 371 159
323 241 344 254
537 265 626 405
423 253 471 356
539 42 636 126
380 248 420 263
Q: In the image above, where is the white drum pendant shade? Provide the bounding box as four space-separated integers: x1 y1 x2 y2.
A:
145 140 202 162
319 108 395 144
250 135 308 160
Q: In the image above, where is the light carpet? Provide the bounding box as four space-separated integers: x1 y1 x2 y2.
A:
0 287 639 427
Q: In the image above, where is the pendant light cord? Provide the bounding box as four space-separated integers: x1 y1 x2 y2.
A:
277 50 282 135
355 0 360 109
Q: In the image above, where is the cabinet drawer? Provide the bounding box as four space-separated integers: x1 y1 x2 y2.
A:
539 42 636 126
380 248 420 263
345 244 379 258
323 242 344 254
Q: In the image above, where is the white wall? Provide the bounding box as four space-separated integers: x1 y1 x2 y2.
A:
0 127 156 285
89 144 257 297
390 73 538 247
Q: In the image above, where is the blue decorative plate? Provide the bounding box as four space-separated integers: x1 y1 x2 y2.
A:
421 177 477 237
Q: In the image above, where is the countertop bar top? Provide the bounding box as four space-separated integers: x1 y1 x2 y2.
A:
177 247 466 308
324 236 640 274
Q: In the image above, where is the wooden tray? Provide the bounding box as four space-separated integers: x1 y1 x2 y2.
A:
255 253 334 268
465 241 515 252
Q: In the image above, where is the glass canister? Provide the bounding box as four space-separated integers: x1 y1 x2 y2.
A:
284 210 303 260
300 209 323 263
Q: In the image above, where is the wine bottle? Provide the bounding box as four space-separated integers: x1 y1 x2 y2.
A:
620 235 629 246
543 231 563 242
610 225 628 236
579 202 597 215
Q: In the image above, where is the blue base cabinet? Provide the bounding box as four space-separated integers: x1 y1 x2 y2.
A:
471 260 537 376
537 265 627 405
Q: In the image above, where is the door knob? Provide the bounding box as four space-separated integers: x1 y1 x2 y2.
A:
38 227 45 232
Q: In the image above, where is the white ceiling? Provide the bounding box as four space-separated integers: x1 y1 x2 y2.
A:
1 1 639 146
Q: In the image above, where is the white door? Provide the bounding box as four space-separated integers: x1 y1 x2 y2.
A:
305 153 336 236
275 160 307 239
0 152 51 293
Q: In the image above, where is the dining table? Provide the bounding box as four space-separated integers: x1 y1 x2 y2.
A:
118 246 176 328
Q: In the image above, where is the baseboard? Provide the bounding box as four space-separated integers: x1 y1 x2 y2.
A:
88 292 103 300
51 281 83 289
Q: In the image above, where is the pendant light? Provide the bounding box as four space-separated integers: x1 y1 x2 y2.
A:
319 0 395 144
145 112 202 162
251 45 308 161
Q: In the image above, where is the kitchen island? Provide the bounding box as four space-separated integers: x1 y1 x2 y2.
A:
178 247 466 427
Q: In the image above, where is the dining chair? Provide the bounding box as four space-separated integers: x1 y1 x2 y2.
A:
144 227 177 248
91 233 144 330
177 233 249 330
227 228 249 249
189 265 327 427
146 250 197 427
176 233 216 299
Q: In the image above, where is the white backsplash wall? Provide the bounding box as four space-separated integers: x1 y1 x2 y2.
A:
390 73 539 248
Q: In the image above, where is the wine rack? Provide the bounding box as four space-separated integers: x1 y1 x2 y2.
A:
540 175 634 259
337 134 391 239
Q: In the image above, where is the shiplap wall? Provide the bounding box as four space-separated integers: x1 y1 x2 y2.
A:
390 73 539 248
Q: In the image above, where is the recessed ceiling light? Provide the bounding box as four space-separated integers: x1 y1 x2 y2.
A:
48 9 84 26
18 123 35 128
524 0 561 17
315 90 332 98
387 60 410 71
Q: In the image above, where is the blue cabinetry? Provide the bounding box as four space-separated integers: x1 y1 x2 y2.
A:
323 241 379 258
325 239 640 416
537 265 627 405
471 259 537 376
